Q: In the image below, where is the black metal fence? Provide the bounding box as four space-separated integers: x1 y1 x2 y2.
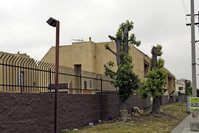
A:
0 53 116 94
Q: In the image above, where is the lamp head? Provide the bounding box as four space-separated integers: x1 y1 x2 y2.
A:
47 17 57 27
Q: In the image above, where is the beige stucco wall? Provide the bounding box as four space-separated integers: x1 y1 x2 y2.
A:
130 45 148 80
42 41 96 72
163 68 176 95
94 42 151 80
175 80 186 95
41 41 175 94
42 41 151 79
95 42 117 74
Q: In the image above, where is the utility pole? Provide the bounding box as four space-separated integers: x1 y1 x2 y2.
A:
187 0 197 97
191 0 197 97
187 10 199 95
187 1 199 132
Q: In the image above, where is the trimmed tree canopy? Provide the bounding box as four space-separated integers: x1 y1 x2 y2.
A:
138 44 167 114
104 20 140 101
185 80 192 96
138 68 167 99
138 45 167 99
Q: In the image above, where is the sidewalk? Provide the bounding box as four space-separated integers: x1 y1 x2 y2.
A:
171 114 199 133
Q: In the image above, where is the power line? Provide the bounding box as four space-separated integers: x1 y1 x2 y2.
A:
181 0 198 21
181 0 189 14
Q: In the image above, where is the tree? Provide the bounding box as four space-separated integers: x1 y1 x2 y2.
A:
197 89 199 97
104 20 140 121
138 45 167 114
185 80 192 96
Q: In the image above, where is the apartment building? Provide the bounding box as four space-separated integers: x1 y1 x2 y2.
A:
41 39 176 95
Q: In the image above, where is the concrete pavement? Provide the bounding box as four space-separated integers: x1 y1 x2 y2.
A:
171 114 199 133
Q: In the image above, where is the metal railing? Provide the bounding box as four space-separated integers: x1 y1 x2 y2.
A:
0 53 116 94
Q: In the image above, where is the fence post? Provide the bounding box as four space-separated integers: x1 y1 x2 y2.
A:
80 73 82 94
101 78 103 93
49 69 52 93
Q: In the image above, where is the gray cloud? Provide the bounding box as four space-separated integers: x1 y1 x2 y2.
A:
1 0 199 85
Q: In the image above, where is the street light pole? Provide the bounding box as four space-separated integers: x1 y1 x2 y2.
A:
55 20 59 133
47 17 59 133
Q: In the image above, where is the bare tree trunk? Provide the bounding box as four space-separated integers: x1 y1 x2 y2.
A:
151 46 157 70
124 27 129 53
106 25 132 119
151 46 161 114
115 38 122 67
151 96 161 114
120 100 128 121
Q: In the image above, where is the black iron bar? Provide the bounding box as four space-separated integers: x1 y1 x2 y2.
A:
101 78 103 93
5 55 11 92
34 61 38 92
8 55 14 92
23 58 29 93
19 58 25 93
29 60 34 92
16 57 22 92
2 54 8 91
27 59 31 93
11 56 17 92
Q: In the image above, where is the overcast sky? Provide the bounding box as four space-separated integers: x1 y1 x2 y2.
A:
1 0 199 84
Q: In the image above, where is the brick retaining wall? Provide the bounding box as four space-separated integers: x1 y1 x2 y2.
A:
160 96 169 105
0 93 54 133
179 95 187 103
0 93 151 133
58 94 100 130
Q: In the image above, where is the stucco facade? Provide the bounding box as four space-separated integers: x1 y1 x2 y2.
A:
41 40 176 95
174 79 186 95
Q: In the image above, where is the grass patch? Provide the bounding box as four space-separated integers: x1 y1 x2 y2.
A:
60 102 188 133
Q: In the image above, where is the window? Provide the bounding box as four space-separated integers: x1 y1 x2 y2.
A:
17 71 24 86
179 87 183 90
84 81 87 90
89 80 92 88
